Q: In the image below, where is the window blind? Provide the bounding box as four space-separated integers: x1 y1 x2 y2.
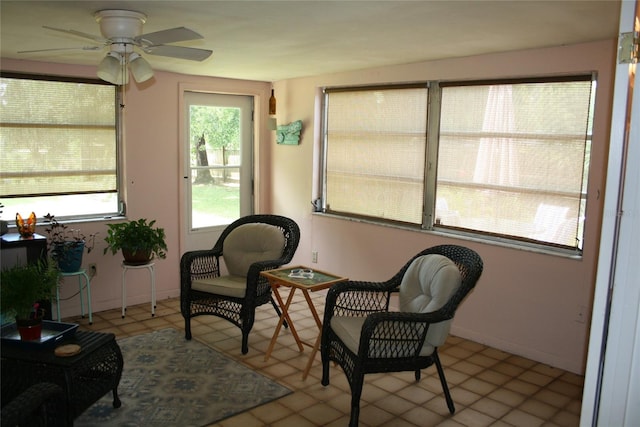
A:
325 86 428 224
436 78 593 248
0 76 117 198
322 76 594 252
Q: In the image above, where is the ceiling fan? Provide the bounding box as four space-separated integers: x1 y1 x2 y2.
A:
21 10 213 85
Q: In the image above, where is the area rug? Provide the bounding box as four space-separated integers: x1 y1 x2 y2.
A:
75 328 291 427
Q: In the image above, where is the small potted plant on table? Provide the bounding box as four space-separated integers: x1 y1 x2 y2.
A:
1 261 59 340
103 218 167 265
44 214 96 273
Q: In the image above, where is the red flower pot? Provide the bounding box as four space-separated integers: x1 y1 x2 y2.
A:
16 317 43 341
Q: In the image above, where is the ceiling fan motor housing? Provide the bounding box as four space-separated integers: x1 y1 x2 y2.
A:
95 10 146 40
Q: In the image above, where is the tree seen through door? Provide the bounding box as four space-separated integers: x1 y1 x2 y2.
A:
189 105 241 227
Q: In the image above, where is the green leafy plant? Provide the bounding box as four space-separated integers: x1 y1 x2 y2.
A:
43 213 97 253
103 218 167 262
43 213 97 272
1 260 59 319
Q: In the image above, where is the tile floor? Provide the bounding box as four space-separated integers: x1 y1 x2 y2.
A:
68 290 583 427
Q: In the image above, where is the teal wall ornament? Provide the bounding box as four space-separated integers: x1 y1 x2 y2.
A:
276 120 303 145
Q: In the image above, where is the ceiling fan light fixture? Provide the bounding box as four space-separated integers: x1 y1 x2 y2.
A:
129 52 154 83
30 9 211 87
97 51 123 84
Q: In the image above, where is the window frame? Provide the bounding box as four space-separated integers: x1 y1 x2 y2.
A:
0 72 123 222
320 75 596 256
322 83 430 226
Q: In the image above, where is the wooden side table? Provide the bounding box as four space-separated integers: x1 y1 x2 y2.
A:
261 266 346 380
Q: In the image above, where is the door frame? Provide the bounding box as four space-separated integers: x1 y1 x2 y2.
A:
580 1 640 425
178 82 272 258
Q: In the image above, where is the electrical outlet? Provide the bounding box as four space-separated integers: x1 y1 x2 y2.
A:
312 251 318 263
89 263 97 277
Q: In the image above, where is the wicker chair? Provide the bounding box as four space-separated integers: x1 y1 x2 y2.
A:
320 245 483 427
1 382 67 427
180 214 300 354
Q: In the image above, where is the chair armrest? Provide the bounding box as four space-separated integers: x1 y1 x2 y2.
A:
1 383 66 427
358 311 449 358
245 258 292 297
323 279 397 324
247 258 291 278
180 249 221 290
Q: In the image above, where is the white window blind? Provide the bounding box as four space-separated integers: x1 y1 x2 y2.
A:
436 78 593 248
322 76 595 252
0 76 117 199
324 86 428 224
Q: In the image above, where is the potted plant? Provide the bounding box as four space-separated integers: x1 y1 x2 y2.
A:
1 260 59 340
43 213 97 273
103 218 167 265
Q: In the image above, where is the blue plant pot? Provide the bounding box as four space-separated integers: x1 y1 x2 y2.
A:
54 242 85 273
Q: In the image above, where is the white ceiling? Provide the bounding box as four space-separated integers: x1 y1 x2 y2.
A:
0 1 622 82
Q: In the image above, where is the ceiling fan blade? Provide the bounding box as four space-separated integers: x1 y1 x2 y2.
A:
136 27 203 46
18 46 102 54
144 45 212 61
43 26 107 43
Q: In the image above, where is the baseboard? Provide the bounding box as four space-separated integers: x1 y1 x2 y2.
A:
451 325 585 375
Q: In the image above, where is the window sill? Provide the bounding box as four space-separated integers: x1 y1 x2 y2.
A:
312 211 583 260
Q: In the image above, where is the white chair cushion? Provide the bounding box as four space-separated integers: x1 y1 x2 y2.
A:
330 255 461 358
192 275 247 298
222 223 286 277
330 316 364 355
330 316 437 358
399 255 461 313
399 254 461 352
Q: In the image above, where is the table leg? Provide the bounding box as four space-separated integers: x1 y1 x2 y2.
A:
56 279 62 321
77 275 85 319
78 273 93 325
265 286 303 361
303 289 323 329
121 267 126 318
303 332 323 380
302 289 323 380
83 271 93 325
148 264 156 317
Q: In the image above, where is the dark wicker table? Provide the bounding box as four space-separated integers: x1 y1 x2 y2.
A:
1 330 123 426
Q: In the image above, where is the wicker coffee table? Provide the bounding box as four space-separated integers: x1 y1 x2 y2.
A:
1 330 123 425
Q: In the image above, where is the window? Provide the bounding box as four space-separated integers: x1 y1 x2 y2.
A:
324 85 428 225
183 91 254 230
0 73 119 221
322 76 595 252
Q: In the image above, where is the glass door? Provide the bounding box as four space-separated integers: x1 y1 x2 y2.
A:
182 91 253 252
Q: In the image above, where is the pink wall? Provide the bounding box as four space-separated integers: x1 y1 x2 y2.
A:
1 58 271 322
269 40 616 374
1 38 615 373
